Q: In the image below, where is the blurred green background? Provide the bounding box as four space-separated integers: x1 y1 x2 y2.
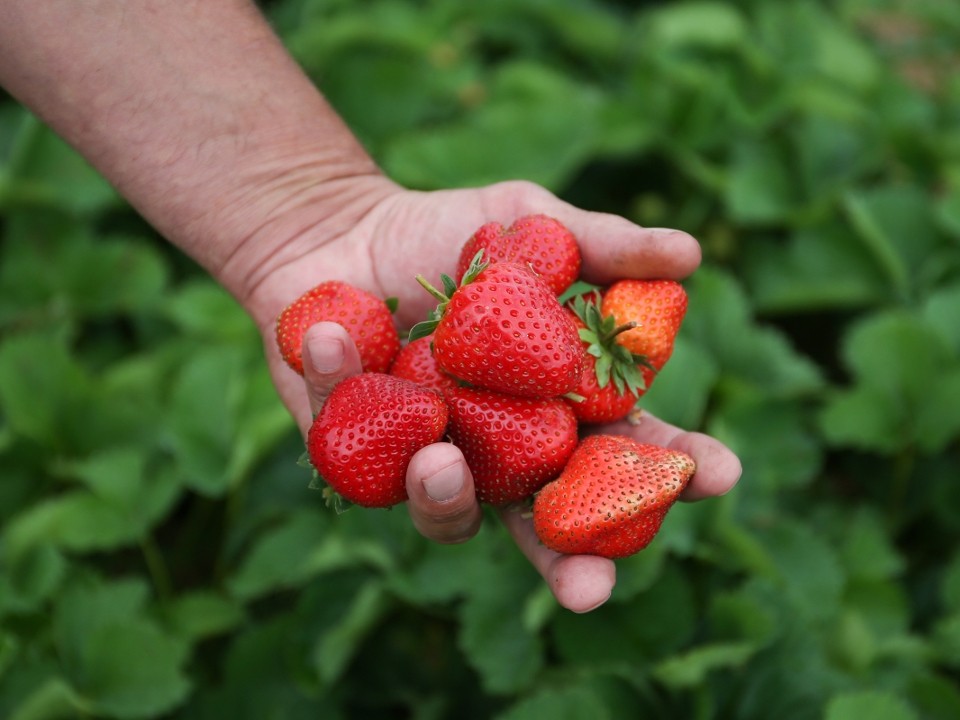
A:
2 0 960 718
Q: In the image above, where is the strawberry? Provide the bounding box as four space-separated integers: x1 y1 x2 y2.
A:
445 386 578 506
456 214 581 295
600 279 687 376
563 293 651 424
411 254 585 399
276 281 401 375
306 373 448 508
389 335 461 395
532 434 695 558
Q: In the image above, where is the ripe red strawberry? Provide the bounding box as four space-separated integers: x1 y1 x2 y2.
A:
307 373 448 508
276 281 401 375
456 214 581 295
445 386 578 506
532 434 695 558
601 279 687 375
411 255 585 399
389 335 461 395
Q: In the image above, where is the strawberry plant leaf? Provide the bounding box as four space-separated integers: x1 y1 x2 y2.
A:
53 578 191 719
652 640 758 689
557 279 601 305
824 691 918 720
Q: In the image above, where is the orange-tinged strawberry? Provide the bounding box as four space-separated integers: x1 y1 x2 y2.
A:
532 434 695 559
563 295 649 425
445 386 578 506
411 254 585 399
456 214 581 295
601 279 687 375
276 281 401 375
388 335 461 395
306 373 448 508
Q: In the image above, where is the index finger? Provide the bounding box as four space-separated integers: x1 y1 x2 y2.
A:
548 208 702 284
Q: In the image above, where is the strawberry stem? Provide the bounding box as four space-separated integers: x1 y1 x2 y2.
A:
605 321 638 343
415 274 450 304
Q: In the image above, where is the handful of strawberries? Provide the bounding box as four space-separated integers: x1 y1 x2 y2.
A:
275 214 695 560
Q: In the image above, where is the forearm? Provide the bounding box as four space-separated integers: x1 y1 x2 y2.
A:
0 0 391 306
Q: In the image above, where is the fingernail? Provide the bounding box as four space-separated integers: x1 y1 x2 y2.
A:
648 227 682 239
423 461 464 502
305 335 345 374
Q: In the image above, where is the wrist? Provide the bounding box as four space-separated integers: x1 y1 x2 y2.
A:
217 159 402 331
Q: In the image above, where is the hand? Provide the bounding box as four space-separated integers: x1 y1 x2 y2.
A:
244 178 743 614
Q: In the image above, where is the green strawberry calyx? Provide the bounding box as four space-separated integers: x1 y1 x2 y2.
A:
568 290 654 397
298 450 354 514
408 250 488 342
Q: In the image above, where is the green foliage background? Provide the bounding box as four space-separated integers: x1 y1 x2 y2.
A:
2 0 960 718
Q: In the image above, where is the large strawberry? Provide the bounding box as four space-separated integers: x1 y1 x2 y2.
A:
389 334 461 395
276 280 401 375
564 292 651 424
445 386 578 506
411 254 585 399
456 214 581 295
600 279 687 376
307 373 448 508
532 434 695 558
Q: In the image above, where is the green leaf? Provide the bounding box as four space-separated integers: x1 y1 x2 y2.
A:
746 223 892 312
725 139 796 224
653 641 758 689
3 118 119 215
843 185 944 301
824 691 918 720
227 510 391 601
819 310 960 454
163 592 245 641
0 544 66 616
639 335 719 429
0 331 90 450
5 678 78 720
312 580 392 685
53 578 191 718
647 1 748 49
756 520 845 621
458 546 543 694
163 280 256 343
707 397 822 509
922 283 960 354
683 268 824 398
941 550 960 612
385 61 604 190
932 612 960 668
839 509 905 582
495 683 612 720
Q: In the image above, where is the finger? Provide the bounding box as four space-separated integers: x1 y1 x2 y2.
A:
521 196 702 283
498 506 616 613
573 216 702 284
590 411 743 502
301 321 364 417
405 443 484 544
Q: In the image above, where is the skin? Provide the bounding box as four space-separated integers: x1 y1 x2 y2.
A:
0 0 742 612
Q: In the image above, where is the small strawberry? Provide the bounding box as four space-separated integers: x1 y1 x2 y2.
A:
445 386 578 506
389 335 461 395
564 292 651 424
411 253 585 399
600 279 687 375
306 373 448 508
532 434 695 559
456 214 581 295
276 281 401 375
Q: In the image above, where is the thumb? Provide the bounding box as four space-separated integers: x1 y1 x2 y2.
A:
302 321 365 416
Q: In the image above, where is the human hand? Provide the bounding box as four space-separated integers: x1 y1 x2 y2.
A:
243 178 742 613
